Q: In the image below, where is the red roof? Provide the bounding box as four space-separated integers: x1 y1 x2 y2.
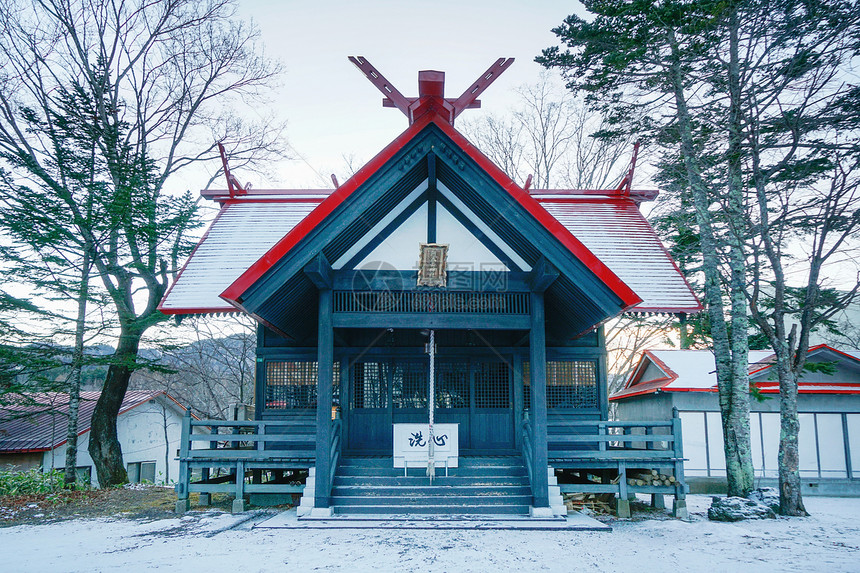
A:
610 345 860 401
0 391 189 452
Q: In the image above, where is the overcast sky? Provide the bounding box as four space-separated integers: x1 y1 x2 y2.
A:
228 1 586 188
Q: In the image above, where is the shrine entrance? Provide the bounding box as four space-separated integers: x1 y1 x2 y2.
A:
346 352 515 455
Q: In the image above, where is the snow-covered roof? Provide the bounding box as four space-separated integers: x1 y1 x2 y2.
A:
160 201 320 313
537 197 700 313
611 345 860 400
160 192 701 315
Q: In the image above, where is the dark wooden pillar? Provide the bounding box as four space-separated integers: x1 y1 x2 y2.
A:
529 290 549 507
512 353 524 449
314 287 334 508
254 329 265 421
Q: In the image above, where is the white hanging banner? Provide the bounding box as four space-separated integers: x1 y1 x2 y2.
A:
392 423 458 469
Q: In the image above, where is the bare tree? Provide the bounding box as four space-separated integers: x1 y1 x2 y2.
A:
133 315 257 420
461 73 633 189
605 315 677 396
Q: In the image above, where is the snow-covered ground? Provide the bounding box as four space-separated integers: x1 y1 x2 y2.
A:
2 495 858 572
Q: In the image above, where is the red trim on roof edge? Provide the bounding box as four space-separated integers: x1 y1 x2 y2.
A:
160 306 241 316
748 344 860 377
220 113 642 311
610 349 681 401
220 114 436 305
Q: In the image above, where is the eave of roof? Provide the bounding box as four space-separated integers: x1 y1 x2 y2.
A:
610 345 860 401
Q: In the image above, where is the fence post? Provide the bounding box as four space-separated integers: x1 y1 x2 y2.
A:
175 409 191 513
233 460 246 513
671 407 688 519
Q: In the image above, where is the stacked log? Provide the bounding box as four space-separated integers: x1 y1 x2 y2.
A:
564 492 615 514
627 471 677 487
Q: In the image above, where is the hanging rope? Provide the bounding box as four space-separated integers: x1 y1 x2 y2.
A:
427 328 436 483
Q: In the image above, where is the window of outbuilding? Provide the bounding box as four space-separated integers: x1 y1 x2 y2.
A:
127 461 156 483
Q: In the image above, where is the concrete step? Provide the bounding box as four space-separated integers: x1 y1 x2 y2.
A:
333 504 530 516
332 494 533 506
329 455 533 517
339 456 524 467
333 475 530 487
335 465 528 477
332 485 533 497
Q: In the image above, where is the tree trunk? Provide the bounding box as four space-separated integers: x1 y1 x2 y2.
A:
667 28 753 497
778 349 808 515
724 7 755 497
89 327 141 487
65 250 90 487
161 404 170 484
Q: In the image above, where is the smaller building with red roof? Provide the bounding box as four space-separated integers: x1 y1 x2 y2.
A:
0 391 194 486
612 345 860 494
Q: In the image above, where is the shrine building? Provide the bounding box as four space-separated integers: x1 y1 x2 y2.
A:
160 58 701 520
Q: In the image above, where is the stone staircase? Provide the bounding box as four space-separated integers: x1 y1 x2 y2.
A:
327 456 535 516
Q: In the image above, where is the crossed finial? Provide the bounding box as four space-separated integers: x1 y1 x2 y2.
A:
348 56 514 126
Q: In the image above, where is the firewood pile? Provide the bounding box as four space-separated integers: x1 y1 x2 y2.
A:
564 492 616 514
627 469 677 487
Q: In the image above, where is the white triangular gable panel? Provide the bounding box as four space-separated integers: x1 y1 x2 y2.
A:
357 203 429 270
332 181 427 269
435 204 508 272
352 202 513 271
336 178 530 272
356 203 508 272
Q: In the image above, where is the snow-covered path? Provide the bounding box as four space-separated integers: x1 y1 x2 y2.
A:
2 495 858 572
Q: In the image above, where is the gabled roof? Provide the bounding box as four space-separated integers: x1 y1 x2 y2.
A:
160 200 321 313
160 189 701 318
159 61 701 335
0 391 188 453
610 344 860 401
220 114 639 308
211 118 651 338
536 196 699 313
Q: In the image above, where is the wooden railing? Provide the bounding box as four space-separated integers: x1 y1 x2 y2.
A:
329 418 342 491
521 415 534 488
545 409 688 517
175 411 316 511
547 417 683 461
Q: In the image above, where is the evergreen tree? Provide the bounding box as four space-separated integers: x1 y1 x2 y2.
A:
0 0 286 486
539 0 757 498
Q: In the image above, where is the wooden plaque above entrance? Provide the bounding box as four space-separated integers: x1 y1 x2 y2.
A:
417 243 448 287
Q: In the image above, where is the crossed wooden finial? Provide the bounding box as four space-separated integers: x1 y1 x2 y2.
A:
348 56 514 126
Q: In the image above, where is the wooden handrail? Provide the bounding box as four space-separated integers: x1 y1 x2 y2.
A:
521 416 534 490
329 419 342 493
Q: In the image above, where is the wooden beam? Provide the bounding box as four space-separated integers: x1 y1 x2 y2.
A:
348 56 412 117
528 257 559 293
428 153 437 243
333 270 532 292
304 253 333 290
332 312 530 330
450 58 515 121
